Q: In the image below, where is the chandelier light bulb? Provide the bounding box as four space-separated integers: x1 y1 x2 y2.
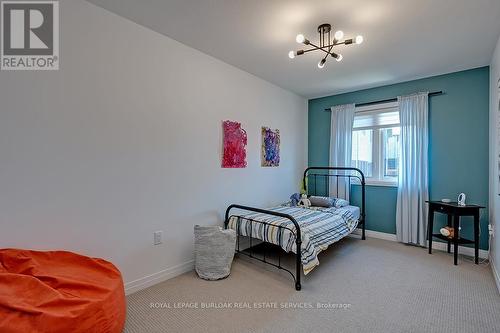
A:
355 35 364 44
334 30 344 40
288 51 295 59
336 54 343 62
318 58 326 69
296 34 306 44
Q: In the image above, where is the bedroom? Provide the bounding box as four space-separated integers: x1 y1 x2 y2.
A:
0 0 499 332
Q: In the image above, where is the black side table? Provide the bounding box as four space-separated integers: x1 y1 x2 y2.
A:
426 201 484 265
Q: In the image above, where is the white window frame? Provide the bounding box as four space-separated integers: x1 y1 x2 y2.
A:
352 102 399 187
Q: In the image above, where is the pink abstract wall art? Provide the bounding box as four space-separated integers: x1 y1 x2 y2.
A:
222 120 247 168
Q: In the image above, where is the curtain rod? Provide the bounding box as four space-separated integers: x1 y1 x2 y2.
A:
323 91 443 112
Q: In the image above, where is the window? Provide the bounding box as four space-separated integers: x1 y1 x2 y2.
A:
351 102 400 186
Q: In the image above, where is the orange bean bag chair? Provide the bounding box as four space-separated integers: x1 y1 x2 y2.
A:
0 249 126 333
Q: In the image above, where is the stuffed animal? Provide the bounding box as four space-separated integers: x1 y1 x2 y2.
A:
290 193 301 207
440 226 455 239
297 194 311 208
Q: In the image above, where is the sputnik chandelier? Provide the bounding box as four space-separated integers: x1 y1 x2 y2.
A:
289 23 363 68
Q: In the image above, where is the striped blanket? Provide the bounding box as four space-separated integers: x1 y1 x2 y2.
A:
227 205 358 275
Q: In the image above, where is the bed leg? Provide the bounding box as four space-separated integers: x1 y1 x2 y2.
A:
295 240 301 291
362 219 366 240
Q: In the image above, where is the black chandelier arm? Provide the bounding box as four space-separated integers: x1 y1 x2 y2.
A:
301 41 346 57
305 41 331 55
324 42 335 59
302 40 348 51
318 45 333 67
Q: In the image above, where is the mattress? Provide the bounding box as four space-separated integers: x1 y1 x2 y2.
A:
310 205 360 225
227 205 359 275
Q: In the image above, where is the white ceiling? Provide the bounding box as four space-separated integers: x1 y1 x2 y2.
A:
87 0 500 98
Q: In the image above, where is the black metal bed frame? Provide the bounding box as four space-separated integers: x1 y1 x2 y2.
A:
224 167 366 290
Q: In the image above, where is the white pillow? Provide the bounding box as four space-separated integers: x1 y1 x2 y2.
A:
332 198 349 208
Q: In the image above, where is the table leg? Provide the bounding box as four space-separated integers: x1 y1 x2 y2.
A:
453 215 459 265
447 214 452 253
474 212 479 264
428 207 434 254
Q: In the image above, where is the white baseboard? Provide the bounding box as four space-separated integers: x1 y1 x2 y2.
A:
124 260 194 295
491 256 500 294
351 228 397 242
351 228 489 259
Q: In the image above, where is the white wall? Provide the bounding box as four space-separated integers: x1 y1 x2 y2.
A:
0 0 307 293
489 34 500 292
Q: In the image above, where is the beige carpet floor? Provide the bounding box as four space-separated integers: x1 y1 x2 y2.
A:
124 237 500 333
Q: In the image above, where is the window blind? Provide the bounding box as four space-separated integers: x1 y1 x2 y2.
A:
353 107 399 130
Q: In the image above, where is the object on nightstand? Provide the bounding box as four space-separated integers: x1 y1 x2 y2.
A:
441 198 451 203
458 193 466 206
440 226 455 239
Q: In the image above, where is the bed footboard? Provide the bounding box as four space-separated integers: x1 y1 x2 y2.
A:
224 204 302 291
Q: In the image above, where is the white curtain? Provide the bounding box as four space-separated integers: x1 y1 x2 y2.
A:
329 104 355 199
396 93 429 246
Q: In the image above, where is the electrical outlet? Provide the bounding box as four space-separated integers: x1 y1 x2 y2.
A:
154 231 163 245
488 224 494 237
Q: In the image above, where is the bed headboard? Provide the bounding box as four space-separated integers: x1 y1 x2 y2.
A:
303 166 365 198
303 167 365 224
303 166 366 237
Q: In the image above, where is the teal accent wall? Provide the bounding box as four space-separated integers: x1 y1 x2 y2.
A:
308 67 490 250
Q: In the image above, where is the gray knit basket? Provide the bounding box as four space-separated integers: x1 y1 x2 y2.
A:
194 225 236 280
